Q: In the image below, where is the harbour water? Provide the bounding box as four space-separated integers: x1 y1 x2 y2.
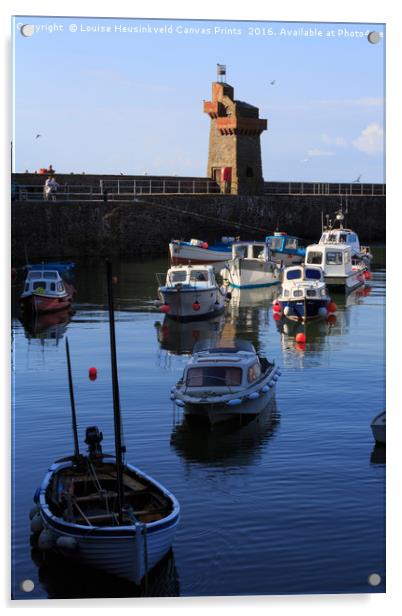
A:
11 248 385 599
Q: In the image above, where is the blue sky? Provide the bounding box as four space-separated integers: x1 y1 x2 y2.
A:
12 16 385 182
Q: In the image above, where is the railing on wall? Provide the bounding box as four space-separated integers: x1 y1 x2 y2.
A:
264 182 386 196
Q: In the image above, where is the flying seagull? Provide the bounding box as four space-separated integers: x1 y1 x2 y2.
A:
35 134 42 139
269 80 276 85
353 174 362 183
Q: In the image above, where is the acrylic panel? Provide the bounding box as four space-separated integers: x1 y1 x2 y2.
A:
11 14 385 600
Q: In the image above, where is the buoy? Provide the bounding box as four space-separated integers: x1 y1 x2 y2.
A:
227 398 242 406
273 312 281 321
56 536 78 553
283 306 290 316
30 513 44 534
318 306 328 317
295 332 306 343
202 242 209 249
327 301 337 313
327 314 337 325
160 303 170 313
192 301 201 311
295 342 306 352
89 367 97 381
273 303 281 313
248 392 259 400
38 529 56 551
261 385 269 393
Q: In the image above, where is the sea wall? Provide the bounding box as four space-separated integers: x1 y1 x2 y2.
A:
11 194 385 261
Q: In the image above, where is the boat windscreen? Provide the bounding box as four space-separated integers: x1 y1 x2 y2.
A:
186 366 242 387
286 269 302 280
305 268 322 280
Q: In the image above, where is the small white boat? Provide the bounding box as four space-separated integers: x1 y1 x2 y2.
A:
319 208 373 269
305 243 365 292
157 264 229 321
371 411 386 445
169 237 234 269
20 268 75 314
277 264 331 321
170 340 281 424
221 241 282 289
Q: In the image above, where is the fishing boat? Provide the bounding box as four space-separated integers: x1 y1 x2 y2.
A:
371 411 386 445
276 264 331 321
319 208 373 269
157 264 230 321
221 241 282 289
169 237 234 269
20 266 75 314
170 340 281 425
30 262 180 585
305 243 365 292
265 231 305 266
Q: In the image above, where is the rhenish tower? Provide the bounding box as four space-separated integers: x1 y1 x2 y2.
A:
203 65 268 195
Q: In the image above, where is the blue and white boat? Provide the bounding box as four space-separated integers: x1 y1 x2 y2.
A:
171 340 281 424
169 237 234 269
221 241 282 289
30 263 180 586
265 232 305 266
277 264 331 321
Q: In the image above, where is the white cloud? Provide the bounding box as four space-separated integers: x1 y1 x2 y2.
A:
307 148 334 157
321 134 347 147
352 123 384 155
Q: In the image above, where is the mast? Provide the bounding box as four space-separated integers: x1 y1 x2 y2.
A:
65 337 80 462
106 259 125 524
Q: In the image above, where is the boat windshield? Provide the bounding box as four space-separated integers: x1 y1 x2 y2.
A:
305 268 322 280
284 238 297 249
186 366 243 387
268 237 282 250
286 269 302 280
189 270 209 282
326 251 343 265
306 251 323 265
169 270 187 283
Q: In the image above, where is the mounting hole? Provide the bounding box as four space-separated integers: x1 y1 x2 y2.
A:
368 573 382 586
20 579 35 592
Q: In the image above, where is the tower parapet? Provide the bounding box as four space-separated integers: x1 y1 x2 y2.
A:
203 77 267 195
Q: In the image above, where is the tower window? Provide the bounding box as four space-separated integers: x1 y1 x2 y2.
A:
246 167 253 177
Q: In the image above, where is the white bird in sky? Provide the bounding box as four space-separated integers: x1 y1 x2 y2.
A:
353 174 362 182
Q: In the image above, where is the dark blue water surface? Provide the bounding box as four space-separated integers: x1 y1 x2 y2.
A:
11 251 385 599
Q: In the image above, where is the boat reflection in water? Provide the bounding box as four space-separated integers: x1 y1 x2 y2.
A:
370 443 386 465
30 544 180 599
19 308 73 346
154 313 225 355
170 397 279 467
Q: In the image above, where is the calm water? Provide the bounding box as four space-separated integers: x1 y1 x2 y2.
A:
11 250 386 599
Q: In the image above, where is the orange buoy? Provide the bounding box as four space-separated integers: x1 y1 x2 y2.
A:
202 242 209 249
192 301 201 311
160 304 170 313
89 367 97 381
295 332 306 343
327 301 337 313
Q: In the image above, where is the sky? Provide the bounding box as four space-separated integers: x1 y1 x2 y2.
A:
12 16 385 183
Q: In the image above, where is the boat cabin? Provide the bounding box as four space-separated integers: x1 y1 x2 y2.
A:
232 241 271 261
164 264 217 289
281 265 328 299
183 341 268 391
305 244 353 276
21 270 67 297
319 228 361 253
265 233 304 255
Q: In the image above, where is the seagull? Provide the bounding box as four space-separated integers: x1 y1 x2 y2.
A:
300 157 311 163
120 172 124 175
269 80 276 85
353 174 362 183
35 134 42 139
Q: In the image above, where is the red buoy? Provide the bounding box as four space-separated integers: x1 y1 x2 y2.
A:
327 314 337 325
202 242 209 249
89 367 97 381
327 301 337 313
192 301 201 311
160 304 170 313
273 303 281 313
273 312 281 321
295 332 306 343
295 342 306 352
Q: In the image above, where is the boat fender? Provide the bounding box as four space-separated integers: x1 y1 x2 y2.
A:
248 392 259 400
30 513 44 534
175 399 185 407
261 385 269 393
56 536 78 553
227 398 242 407
29 504 40 520
273 375 279 382
283 306 290 316
170 394 175 401
318 306 328 317
38 529 57 551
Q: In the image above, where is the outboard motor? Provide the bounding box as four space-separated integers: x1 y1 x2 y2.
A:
85 426 103 458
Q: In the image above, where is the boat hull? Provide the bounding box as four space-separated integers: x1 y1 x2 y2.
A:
34 461 180 585
324 271 364 292
224 260 281 289
278 298 329 321
158 287 227 321
371 411 386 445
169 242 230 268
20 292 73 314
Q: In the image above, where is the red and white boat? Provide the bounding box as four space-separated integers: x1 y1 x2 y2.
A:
169 237 234 269
20 267 75 314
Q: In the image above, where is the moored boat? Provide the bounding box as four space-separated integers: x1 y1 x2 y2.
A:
371 411 386 445
30 262 180 585
305 243 365 292
221 241 282 289
265 231 305 266
276 264 331 321
319 208 373 269
170 340 280 424
20 267 75 314
169 237 234 269
157 264 229 321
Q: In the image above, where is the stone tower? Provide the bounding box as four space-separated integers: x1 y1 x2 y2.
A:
203 76 267 195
